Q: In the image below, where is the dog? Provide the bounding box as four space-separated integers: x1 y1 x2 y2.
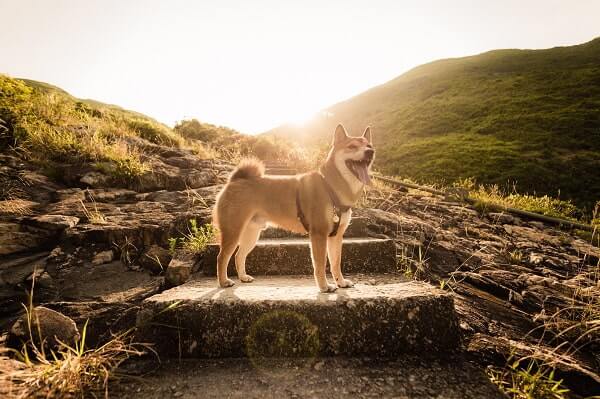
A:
213 124 375 292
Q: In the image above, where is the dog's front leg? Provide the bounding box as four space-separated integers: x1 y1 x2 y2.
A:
310 233 337 293
328 234 354 288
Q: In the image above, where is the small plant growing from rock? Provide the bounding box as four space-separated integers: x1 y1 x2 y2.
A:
508 249 523 265
79 191 107 224
487 357 569 399
169 220 216 254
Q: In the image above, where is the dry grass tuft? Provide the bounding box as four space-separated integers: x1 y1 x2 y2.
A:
0 327 147 399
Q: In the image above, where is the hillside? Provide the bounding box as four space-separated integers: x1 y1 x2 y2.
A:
266 38 600 210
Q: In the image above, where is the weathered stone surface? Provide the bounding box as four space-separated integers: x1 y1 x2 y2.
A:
165 258 192 287
201 238 397 276
140 245 172 274
7 306 80 354
80 171 110 187
23 214 80 230
92 249 114 265
0 222 56 255
137 276 460 358
57 261 158 301
0 251 48 286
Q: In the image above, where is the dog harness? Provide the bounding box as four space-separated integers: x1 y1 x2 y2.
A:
296 174 351 237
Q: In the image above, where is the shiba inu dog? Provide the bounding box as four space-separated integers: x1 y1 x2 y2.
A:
213 124 375 292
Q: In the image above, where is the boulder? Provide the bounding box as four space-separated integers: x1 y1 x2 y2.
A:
92 250 114 265
7 306 80 355
139 245 172 274
165 258 192 287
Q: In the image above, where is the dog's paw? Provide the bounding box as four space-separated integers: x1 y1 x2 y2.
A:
319 283 338 293
239 274 254 283
219 278 235 288
337 278 354 288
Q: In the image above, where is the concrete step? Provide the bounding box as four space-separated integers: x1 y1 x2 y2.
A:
260 217 369 239
201 238 396 276
137 275 461 358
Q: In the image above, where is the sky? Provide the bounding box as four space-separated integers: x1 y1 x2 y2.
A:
2 0 600 134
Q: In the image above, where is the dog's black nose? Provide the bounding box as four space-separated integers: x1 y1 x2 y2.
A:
365 148 375 158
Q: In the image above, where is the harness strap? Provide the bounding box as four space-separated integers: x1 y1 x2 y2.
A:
296 174 351 237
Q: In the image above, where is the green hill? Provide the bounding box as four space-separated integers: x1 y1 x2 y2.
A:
266 38 600 210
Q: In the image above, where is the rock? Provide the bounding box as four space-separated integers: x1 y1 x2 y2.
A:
24 214 80 230
0 252 48 286
0 222 55 256
528 221 545 230
80 171 110 187
165 259 192 287
528 253 544 265
140 245 172 274
58 260 158 301
7 306 80 354
92 250 114 265
488 212 515 225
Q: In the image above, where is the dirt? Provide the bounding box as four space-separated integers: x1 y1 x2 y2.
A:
112 356 505 399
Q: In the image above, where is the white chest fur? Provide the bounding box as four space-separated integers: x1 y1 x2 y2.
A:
334 155 364 196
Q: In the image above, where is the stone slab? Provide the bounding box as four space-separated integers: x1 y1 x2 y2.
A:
201 238 397 276
137 275 461 358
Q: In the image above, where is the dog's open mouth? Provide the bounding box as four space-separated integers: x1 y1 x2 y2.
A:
346 159 372 185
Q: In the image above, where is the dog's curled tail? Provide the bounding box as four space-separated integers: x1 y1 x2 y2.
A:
229 158 265 182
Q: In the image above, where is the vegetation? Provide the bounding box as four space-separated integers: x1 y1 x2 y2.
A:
0 75 183 183
454 178 583 221
175 118 318 169
169 219 216 254
267 37 600 211
0 326 145 399
487 358 569 399
0 278 148 399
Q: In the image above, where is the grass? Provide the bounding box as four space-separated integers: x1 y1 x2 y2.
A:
169 219 216 254
0 276 150 399
0 75 179 184
487 358 570 399
0 326 146 399
455 178 583 221
79 191 107 224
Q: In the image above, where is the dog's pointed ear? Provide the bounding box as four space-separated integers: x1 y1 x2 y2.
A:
363 126 372 143
333 124 348 145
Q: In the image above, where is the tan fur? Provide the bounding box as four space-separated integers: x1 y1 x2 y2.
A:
213 124 374 292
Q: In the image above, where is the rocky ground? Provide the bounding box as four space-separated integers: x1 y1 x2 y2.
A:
1 139 599 397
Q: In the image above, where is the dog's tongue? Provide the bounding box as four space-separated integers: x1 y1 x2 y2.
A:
354 163 372 185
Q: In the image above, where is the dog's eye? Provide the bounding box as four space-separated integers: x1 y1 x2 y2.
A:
347 144 358 150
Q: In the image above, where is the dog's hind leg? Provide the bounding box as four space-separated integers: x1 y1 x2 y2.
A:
217 219 248 288
310 233 337 293
235 220 264 283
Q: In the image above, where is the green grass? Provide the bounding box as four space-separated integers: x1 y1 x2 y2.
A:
0 75 187 184
454 178 583 221
487 359 570 399
267 37 600 211
169 220 216 254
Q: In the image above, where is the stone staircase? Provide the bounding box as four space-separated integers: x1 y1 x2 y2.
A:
137 219 463 360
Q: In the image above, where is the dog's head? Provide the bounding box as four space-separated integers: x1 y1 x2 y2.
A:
329 124 375 185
